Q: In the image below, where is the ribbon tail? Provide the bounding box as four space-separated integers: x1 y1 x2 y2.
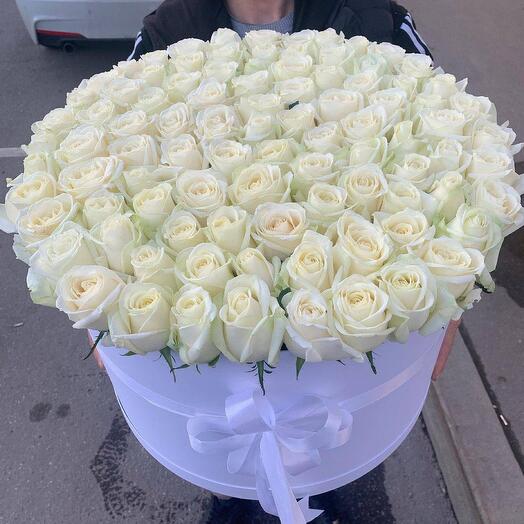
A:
258 432 318 524
298 496 323 522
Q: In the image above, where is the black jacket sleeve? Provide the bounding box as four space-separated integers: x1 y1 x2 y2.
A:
127 28 155 60
390 1 433 59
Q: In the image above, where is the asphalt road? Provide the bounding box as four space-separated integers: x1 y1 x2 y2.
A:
1 0 523 522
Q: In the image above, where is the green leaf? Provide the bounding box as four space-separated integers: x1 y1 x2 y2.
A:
366 352 377 375
83 331 107 361
122 351 136 357
277 287 292 311
208 354 220 367
296 357 305 380
160 347 176 382
174 363 190 370
256 361 266 395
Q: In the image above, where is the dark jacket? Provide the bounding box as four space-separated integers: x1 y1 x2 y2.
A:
129 0 431 59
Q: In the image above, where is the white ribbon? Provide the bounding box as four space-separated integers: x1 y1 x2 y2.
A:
187 389 353 523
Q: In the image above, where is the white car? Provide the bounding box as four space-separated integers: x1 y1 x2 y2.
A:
16 0 160 49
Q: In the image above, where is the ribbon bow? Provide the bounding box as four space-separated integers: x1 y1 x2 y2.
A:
187 389 353 523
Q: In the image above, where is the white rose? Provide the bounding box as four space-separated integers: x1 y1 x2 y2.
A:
212 274 286 365
271 51 313 81
66 81 99 112
317 89 364 123
466 147 518 186
132 86 170 115
109 282 172 354
375 209 434 253
450 92 495 122
340 105 390 144
102 77 144 107
467 119 519 152
347 137 388 167
429 171 466 222
356 53 389 76
329 274 392 353
416 236 484 303
303 122 343 153
175 243 233 295
154 103 193 138
187 78 227 110
429 138 470 174
156 209 207 256
137 61 167 88
118 165 180 198
206 205 252 255
174 169 227 222
231 70 271 97
397 53 433 79
171 284 220 364
274 77 317 104
57 156 123 201
23 130 57 155
282 230 334 292
369 42 406 68
211 27 241 46
31 108 76 142
22 151 58 176
160 134 204 169
76 98 117 127
331 210 392 276
116 59 144 79
254 138 296 167
163 71 202 102
252 202 308 258
83 189 128 229
141 49 169 66
388 120 426 161
133 182 176 232
130 242 177 289
168 37 206 58
339 164 388 219
410 94 449 119
244 29 282 51
377 257 437 341
291 152 337 199
242 113 278 143
54 125 107 167
284 288 361 362
422 73 466 98
85 69 119 91
302 182 347 233
0 172 56 231
312 65 346 90
234 247 280 290
172 50 206 73
237 93 285 122
416 109 466 140
388 74 419 100
92 213 142 275
195 104 240 141
56 265 125 331
108 109 153 138
470 178 524 234
276 103 316 141
108 134 159 167
318 43 351 67
380 179 437 221
368 88 407 120
391 153 434 191
204 139 252 179
343 71 381 95
244 49 281 75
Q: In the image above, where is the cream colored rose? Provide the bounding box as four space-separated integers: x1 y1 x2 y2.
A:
17 193 78 247
243 113 277 143
470 178 524 234
377 257 437 341
154 103 193 139
388 120 425 160
422 73 466 98
429 138 470 174
204 139 252 178
347 137 388 168
416 109 466 140
340 105 389 144
339 164 388 219
54 125 107 167
210 27 241 46
282 230 334 292
329 274 392 353
302 182 347 233
343 71 381 95
116 58 144 79
380 179 437 221
66 81 99 112
398 53 433 79
160 134 204 169
254 138 296 167
141 49 169 66
244 29 282 51
108 134 159 167
156 210 206 256
467 119 519 152
356 53 389 76
136 61 167 88
92 213 142 275
312 65 346 90
375 209 434 253
271 52 313 81
231 70 271 97
391 153 434 191
234 247 280 290
133 182 175 232
274 77 317 105
58 156 123 201
244 48 280 75
102 77 144 107
171 284 220 364
450 92 495 122
109 282 172 354
284 288 362 362
130 242 177 289
23 151 58 176
23 130 57 155
31 108 76 142
172 51 206 73
416 236 484 302
429 171 466 222
168 37 206 58
252 202 308 258
368 88 407 120
195 104 240 141
0 172 56 231
76 98 117 127
388 73 419 100
83 190 128 229
212 274 286 365
206 42 241 64
119 165 180 198
175 243 233 295
331 210 392 277
206 205 252 255
163 71 202 102
56 265 125 331
303 122 343 153
318 43 351 67
133 86 170 115
187 78 227 110
466 147 518 186
277 103 316 141
369 41 406 68
174 169 227 222
108 109 153 138
291 152 338 200
317 89 364 123
410 95 446 119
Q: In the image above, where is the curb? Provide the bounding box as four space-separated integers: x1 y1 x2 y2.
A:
422 333 524 523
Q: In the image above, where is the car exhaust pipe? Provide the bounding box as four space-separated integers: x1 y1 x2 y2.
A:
62 41 76 53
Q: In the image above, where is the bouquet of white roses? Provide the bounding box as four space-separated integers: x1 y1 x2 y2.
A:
1 28 522 387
